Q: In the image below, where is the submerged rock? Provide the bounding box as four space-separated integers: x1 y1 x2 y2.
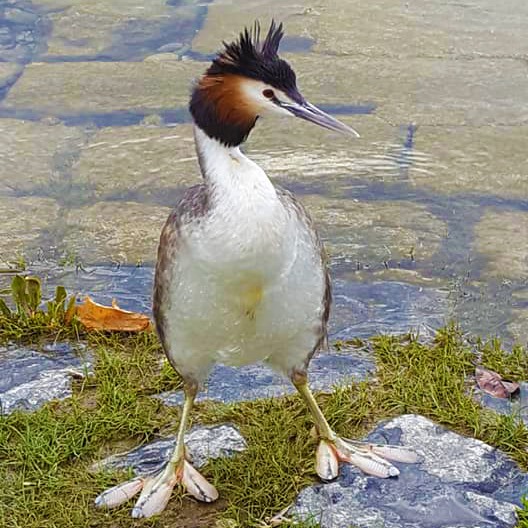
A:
408 126 528 201
191 0 528 59
0 1 45 63
73 123 199 201
332 279 446 340
0 63 22 92
473 209 528 281
0 195 61 261
284 54 527 127
93 423 247 476
3 60 204 114
41 0 202 60
300 195 446 266
0 342 92 415
0 119 85 195
290 414 527 528
250 116 406 189
61 200 172 265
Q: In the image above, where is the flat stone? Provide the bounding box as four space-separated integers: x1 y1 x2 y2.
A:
32 0 87 8
156 347 374 407
0 3 44 63
193 5 528 125
92 424 247 476
281 54 528 127
192 0 528 59
73 124 199 201
0 63 22 90
191 2 310 56
0 342 92 415
290 414 528 528
0 119 86 195
42 0 201 60
408 126 528 200
473 209 528 281
3 60 204 114
0 195 60 261
300 195 446 266
60 201 172 265
43 1 175 58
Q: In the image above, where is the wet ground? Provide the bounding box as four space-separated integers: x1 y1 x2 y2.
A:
1 0 527 344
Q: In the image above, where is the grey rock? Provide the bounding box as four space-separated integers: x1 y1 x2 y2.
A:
0 343 92 415
475 382 528 427
156 349 374 407
92 423 247 476
290 414 527 528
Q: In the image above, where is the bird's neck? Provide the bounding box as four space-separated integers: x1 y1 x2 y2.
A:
193 125 276 201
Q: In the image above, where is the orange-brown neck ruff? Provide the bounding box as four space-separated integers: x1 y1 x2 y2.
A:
189 74 259 147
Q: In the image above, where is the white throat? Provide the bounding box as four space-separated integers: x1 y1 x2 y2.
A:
193 125 276 201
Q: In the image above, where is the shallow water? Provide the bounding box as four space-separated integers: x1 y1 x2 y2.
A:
1 0 527 344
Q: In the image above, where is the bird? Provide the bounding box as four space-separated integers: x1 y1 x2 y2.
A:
95 20 416 519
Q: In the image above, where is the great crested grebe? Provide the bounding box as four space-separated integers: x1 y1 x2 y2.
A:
96 21 416 519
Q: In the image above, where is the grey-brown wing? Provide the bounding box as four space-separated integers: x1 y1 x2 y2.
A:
276 186 332 356
153 184 210 352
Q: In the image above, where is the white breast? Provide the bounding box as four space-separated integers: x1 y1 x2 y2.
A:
162 128 326 382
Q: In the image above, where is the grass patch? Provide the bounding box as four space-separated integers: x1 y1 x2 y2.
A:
479 337 528 381
0 318 527 527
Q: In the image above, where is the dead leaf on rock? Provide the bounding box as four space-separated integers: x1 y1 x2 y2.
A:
76 296 151 332
475 366 520 399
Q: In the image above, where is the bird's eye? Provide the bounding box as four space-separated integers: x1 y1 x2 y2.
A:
262 89 275 99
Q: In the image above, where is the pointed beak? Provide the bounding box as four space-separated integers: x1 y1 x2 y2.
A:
280 100 360 138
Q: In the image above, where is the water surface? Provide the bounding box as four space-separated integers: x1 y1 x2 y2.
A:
1 0 527 345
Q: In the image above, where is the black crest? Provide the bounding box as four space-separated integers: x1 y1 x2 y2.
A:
208 20 297 94
190 21 301 147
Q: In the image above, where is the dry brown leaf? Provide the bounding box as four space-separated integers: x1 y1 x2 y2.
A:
75 295 151 332
475 366 520 399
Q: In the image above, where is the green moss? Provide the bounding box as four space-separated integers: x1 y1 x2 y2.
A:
0 310 527 527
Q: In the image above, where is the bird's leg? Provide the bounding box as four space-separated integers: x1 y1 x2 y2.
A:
95 382 218 518
291 370 417 481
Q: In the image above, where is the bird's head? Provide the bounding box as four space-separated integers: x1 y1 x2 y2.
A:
189 21 359 147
